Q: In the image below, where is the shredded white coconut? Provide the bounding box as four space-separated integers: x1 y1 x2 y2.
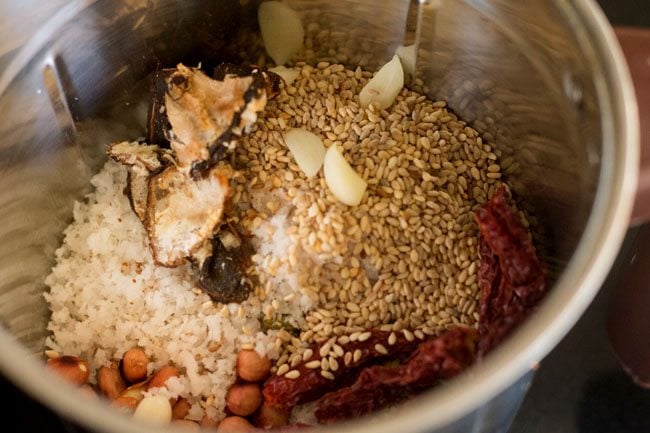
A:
44 161 281 420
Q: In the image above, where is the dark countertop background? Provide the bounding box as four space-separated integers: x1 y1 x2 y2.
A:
510 226 650 433
510 1 650 432
598 1 650 28
2 1 649 432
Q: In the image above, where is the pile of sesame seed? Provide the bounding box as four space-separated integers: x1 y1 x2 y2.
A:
230 61 506 379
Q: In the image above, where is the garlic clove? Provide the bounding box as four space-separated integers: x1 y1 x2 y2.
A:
359 55 404 109
395 44 416 77
323 145 367 206
284 129 326 178
258 2 304 66
269 66 300 85
133 395 172 425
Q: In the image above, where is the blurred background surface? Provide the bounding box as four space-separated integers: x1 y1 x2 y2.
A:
0 0 648 431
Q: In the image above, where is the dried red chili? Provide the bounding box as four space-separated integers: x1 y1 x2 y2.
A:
262 331 420 411
264 187 545 424
314 327 477 423
475 186 546 355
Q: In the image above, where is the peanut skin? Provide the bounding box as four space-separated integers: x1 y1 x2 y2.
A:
147 365 180 390
112 396 139 411
254 403 289 429
46 356 90 386
121 348 148 383
236 350 271 382
121 381 147 401
200 414 220 428
172 398 192 420
226 383 262 416
97 366 126 400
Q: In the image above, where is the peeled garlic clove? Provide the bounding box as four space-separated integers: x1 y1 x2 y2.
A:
323 145 367 206
359 55 404 109
284 129 326 178
133 395 172 425
258 2 304 65
396 44 416 77
269 66 300 85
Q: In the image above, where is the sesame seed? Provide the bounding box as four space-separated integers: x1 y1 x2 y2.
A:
358 332 372 342
403 330 415 342
375 344 389 355
319 342 332 358
276 353 289 366
285 370 301 379
321 370 335 380
305 360 321 369
44 350 60 359
338 335 350 345
234 62 508 368
277 364 290 376
208 341 220 352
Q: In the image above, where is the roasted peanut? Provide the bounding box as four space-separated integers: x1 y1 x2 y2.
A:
147 365 180 390
236 350 271 382
97 366 126 400
200 414 220 428
172 398 192 420
254 403 289 429
226 383 262 416
112 396 139 411
121 348 148 383
217 416 255 433
171 419 201 431
46 355 90 386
